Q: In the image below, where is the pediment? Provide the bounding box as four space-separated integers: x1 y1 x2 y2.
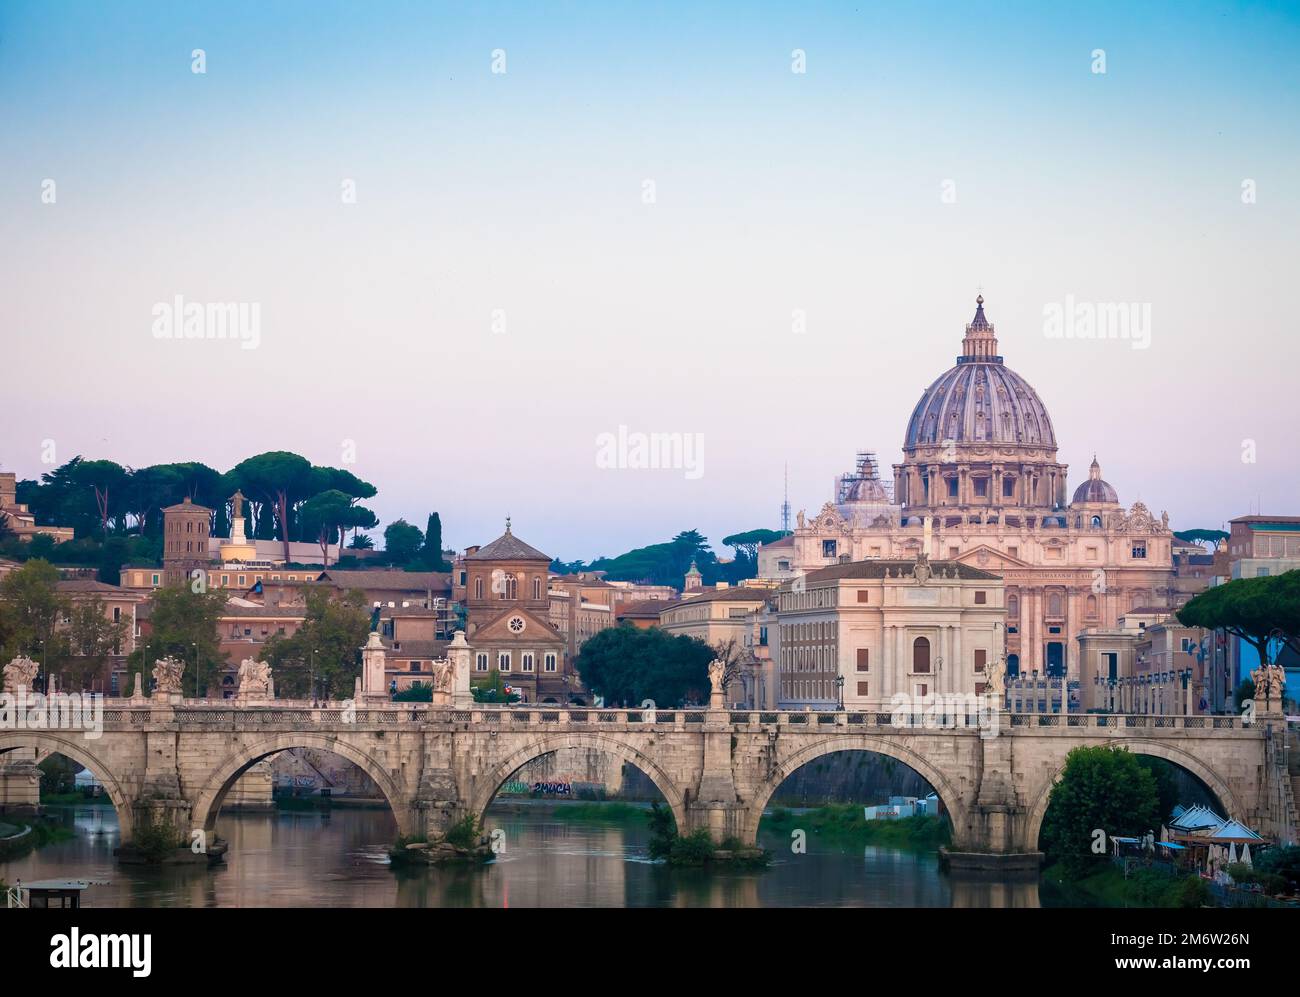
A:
470 608 563 644
953 544 1030 569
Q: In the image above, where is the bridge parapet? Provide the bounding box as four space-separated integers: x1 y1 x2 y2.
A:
94 701 1248 735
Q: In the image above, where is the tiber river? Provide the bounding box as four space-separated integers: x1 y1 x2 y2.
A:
3 801 1048 908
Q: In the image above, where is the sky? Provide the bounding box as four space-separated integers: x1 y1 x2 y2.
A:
2 1 1299 563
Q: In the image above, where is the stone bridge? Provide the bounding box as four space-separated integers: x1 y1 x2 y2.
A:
2 702 1294 870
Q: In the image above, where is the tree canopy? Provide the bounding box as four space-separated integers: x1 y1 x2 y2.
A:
1174 528 1229 550
1040 746 1160 877
1177 570 1300 665
552 528 767 588
574 624 715 707
261 588 370 700
127 583 229 698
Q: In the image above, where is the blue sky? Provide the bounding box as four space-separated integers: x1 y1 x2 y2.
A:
2 2 1298 559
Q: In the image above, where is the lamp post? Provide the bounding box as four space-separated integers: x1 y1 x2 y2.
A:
835 674 844 711
191 641 198 700
310 648 319 707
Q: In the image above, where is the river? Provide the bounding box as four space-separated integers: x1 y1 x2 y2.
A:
2 802 1043 907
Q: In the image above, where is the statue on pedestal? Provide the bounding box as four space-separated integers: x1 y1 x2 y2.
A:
3 655 39 694
153 656 185 696
707 658 726 707
985 655 1006 699
237 657 272 699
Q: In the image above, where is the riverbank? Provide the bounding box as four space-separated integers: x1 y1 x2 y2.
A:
1040 862 1212 908
761 806 951 850
0 817 74 861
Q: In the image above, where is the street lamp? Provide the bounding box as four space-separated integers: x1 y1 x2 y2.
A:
311 648 319 706
191 641 198 699
835 674 844 711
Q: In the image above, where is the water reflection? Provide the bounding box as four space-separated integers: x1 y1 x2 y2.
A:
2 805 1042 908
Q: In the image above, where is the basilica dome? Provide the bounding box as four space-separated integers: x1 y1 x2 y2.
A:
1071 457 1119 505
903 297 1057 453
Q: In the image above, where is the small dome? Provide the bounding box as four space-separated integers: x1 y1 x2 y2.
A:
1071 456 1119 505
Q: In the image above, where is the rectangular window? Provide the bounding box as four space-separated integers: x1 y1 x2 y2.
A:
151 573 159 585
974 591 986 604
856 681 869 697
856 648 869 672
947 478 958 498
1132 543 1147 559
974 478 988 497
975 649 987 672
822 539 837 559
1003 477 1015 497
949 546 959 558
856 590 869 603
1007 547 1018 559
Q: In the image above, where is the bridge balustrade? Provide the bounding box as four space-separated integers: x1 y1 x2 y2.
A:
80 702 1242 734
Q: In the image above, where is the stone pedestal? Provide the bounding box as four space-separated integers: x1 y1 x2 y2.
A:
360 631 389 704
447 631 473 708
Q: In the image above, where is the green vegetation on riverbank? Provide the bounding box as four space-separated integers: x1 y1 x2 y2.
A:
762 806 951 850
647 802 769 868
1042 862 1210 908
41 791 113 806
0 818 75 860
550 802 650 823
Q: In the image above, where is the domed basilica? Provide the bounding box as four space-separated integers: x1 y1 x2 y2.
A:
759 297 1175 679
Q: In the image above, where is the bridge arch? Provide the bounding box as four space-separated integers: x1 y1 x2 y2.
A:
0 732 136 842
1023 738 1245 852
742 734 973 847
192 733 414 838
470 732 689 834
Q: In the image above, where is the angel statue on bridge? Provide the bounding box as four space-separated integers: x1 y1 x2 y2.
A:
237 657 272 698
3 655 39 694
432 659 455 695
153 656 185 695
707 658 727 705
984 655 1006 700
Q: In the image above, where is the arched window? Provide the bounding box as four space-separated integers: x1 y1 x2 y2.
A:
501 573 517 600
1086 594 1098 619
1090 515 1102 529
1048 591 1064 617
912 637 931 673
474 577 484 600
1008 593 1020 618
532 576 541 600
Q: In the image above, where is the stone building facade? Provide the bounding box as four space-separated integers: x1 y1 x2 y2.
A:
461 522 570 704
758 297 1175 681
772 558 1004 710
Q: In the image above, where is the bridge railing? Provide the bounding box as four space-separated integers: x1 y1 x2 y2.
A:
91 702 1244 732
